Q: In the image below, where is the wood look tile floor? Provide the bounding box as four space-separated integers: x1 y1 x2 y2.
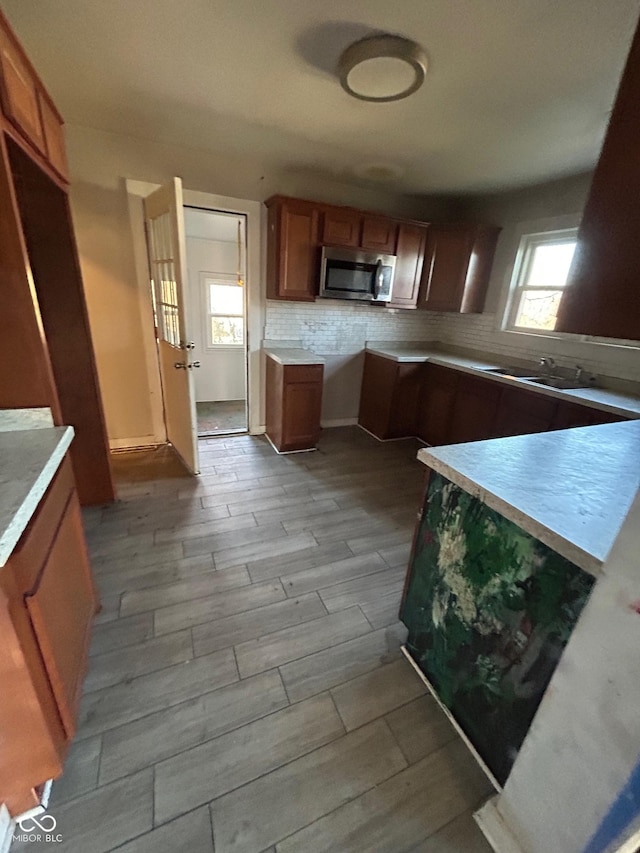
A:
17 428 494 853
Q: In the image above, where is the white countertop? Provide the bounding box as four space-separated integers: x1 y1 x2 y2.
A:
0 425 74 568
365 345 640 419
418 420 640 576
264 347 325 366
0 407 54 431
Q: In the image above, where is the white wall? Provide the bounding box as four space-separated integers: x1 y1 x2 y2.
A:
433 173 640 384
495 489 640 853
185 234 246 403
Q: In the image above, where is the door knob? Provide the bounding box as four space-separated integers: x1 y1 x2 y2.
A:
174 362 187 369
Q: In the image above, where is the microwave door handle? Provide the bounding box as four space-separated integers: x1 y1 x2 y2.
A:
374 260 383 299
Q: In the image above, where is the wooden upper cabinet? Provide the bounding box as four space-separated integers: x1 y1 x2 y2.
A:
39 93 69 180
0 23 45 153
321 207 361 247
555 19 640 341
361 216 397 253
418 224 500 313
389 223 428 309
266 197 319 301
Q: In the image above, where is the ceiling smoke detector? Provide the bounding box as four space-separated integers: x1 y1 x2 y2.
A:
338 34 427 103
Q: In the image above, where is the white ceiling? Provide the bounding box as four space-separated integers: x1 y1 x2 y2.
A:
2 0 639 194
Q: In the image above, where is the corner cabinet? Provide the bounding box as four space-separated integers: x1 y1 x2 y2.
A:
266 196 319 301
358 352 423 439
418 224 501 313
0 454 97 815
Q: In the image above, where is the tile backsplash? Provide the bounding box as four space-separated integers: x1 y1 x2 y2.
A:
264 301 640 385
264 300 439 354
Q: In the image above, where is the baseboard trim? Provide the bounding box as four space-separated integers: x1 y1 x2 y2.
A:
401 645 502 792
109 436 162 451
474 796 525 853
357 424 416 443
264 433 317 455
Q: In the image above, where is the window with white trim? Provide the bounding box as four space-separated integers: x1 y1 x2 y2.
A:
505 229 578 332
203 275 244 347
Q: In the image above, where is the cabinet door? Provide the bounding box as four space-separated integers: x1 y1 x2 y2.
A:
281 365 323 451
389 363 423 438
25 494 96 738
361 216 397 253
39 93 69 180
389 224 427 309
555 21 640 341
268 199 319 301
358 352 398 439
321 208 361 247
449 374 501 443
550 401 624 430
493 387 557 437
419 226 474 312
418 364 459 445
0 26 46 153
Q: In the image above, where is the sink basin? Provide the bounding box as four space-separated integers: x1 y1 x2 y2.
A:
482 366 539 379
528 376 583 390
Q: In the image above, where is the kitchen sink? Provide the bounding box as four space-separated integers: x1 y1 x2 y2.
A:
482 366 539 379
528 376 584 390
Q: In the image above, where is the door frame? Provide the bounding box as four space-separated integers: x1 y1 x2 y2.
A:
126 181 264 441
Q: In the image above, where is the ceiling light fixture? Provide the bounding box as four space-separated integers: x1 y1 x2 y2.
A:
338 34 427 103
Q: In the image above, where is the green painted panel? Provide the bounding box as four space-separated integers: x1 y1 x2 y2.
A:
401 472 594 785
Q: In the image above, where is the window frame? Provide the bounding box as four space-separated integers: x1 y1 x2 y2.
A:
503 227 579 335
200 271 245 350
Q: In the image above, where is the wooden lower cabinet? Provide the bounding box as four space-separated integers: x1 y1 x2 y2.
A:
368 358 628 447
0 454 97 815
358 352 423 439
493 386 557 437
449 374 502 443
266 357 324 452
417 364 459 445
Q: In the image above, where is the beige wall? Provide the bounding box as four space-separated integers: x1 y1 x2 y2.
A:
66 123 453 445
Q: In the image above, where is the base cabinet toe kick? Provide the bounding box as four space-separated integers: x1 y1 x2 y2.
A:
0 453 97 816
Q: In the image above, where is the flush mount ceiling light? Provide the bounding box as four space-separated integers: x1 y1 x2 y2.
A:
338 34 427 102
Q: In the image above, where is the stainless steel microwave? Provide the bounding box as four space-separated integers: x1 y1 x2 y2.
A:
319 247 395 303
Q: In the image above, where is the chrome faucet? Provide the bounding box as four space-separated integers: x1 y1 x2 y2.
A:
539 356 556 375
574 364 584 383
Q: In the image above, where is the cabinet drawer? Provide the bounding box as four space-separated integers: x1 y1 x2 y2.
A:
0 27 45 152
11 457 75 593
283 364 323 384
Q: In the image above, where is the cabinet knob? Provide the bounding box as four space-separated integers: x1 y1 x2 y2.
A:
174 362 187 369
189 362 201 369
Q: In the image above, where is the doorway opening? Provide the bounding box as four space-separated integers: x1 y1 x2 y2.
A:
184 206 248 438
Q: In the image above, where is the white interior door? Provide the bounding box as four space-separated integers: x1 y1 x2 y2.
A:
144 178 199 474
